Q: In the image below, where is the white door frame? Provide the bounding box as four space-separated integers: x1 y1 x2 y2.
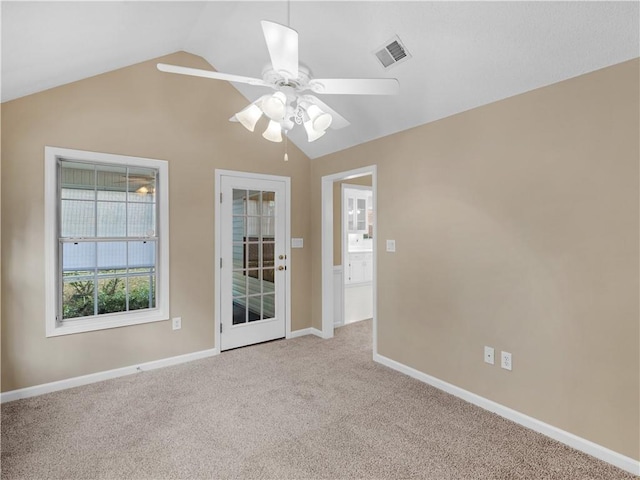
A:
321 165 377 357
214 169 292 353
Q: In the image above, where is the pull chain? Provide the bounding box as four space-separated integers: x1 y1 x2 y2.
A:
284 132 289 162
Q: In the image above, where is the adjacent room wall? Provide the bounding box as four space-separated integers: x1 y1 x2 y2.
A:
1 52 313 392
311 59 639 460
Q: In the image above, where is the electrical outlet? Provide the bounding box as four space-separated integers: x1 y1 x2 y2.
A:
501 351 512 371
172 317 182 330
484 346 495 365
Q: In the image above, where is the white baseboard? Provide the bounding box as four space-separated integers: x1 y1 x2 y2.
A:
373 353 639 476
289 327 324 339
1 347 220 404
2 329 328 403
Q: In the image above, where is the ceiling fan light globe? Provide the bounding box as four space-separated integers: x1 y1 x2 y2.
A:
306 104 322 119
263 120 283 143
262 92 287 121
235 104 262 132
313 112 333 132
304 119 326 142
305 104 332 132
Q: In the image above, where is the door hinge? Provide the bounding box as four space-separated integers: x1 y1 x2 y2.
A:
220 323 223 333
220 192 223 203
220 258 222 268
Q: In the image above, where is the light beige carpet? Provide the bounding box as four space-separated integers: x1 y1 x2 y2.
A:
1 320 634 479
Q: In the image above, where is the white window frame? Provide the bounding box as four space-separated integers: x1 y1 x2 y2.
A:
44 146 170 337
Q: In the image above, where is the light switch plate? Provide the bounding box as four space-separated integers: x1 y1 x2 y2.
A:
172 317 182 330
386 240 396 252
292 238 304 248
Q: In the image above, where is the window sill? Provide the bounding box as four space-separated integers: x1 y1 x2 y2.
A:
46 309 169 337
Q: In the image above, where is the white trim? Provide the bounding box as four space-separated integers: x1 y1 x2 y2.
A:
44 148 57 336
321 174 335 339
321 166 377 352
214 171 222 353
284 174 292 339
214 169 292 349
1 348 220 404
333 266 344 327
44 146 170 337
373 353 640 476
288 327 323 339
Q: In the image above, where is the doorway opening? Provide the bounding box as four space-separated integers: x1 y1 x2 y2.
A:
340 182 374 326
321 165 377 356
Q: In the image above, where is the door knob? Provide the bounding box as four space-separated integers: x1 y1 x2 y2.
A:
278 254 287 260
278 265 285 271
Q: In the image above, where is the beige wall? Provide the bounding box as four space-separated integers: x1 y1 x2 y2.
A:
311 59 640 460
333 175 372 266
2 49 638 462
1 52 312 391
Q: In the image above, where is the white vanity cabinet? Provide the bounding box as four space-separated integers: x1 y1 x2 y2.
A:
346 251 373 284
343 185 373 286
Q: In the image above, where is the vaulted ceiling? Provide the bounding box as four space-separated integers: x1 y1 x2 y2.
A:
2 1 638 159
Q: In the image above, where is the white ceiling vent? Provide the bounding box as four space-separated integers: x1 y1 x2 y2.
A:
374 35 411 69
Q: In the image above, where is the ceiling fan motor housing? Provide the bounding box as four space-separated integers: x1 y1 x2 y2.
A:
262 65 312 92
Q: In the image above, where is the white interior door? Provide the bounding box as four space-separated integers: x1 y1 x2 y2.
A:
220 175 287 351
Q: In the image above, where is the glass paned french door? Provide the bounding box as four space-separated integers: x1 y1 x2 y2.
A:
231 189 276 325
220 175 287 351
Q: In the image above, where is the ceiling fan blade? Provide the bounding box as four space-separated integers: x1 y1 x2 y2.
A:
261 21 299 81
308 78 399 95
157 63 269 87
301 95 350 130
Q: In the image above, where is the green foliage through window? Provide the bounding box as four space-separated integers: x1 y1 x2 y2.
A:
63 277 154 319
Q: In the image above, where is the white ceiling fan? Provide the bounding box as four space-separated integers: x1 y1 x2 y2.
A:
157 20 399 144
